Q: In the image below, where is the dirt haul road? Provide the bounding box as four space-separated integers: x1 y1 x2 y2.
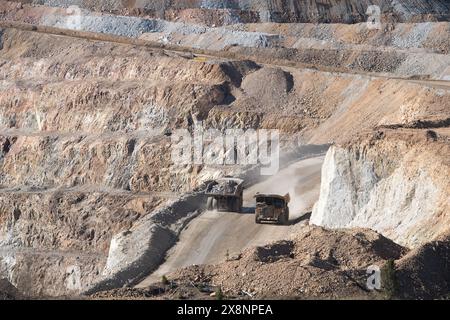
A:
136 156 324 287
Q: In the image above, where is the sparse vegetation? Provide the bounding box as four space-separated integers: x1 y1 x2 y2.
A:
215 286 224 300
381 259 398 299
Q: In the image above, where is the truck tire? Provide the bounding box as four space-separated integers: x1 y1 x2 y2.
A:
234 198 242 213
206 197 213 210
207 197 217 211
255 215 261 224
279 211 289 225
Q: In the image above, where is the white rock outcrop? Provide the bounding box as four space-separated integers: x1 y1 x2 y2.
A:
311 138 449 248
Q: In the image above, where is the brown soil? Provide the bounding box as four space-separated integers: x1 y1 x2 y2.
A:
92 226 408 299
93 226 450 300
396 232 450 299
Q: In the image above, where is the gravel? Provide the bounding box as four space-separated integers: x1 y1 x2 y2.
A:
392 22 434 49
41 10 281 49
43 14 161 37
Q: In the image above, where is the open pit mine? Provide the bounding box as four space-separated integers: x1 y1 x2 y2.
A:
0 0 449 301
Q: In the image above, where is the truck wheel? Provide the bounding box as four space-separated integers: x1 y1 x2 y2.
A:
255 215 261 224
279 211 289 225
235 199 242 213
207 197 217 211
206 197 213 210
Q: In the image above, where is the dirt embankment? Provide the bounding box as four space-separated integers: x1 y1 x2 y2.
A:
396 233 450 299
166 226 407 299
93 226 450 300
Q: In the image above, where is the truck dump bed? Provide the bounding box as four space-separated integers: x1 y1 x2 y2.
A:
205 178 244 212
205 178 244 196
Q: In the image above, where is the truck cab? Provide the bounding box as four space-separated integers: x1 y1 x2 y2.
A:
254 193 290 225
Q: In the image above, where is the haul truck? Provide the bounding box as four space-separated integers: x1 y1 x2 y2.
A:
205 177 244 212
254 193 290 225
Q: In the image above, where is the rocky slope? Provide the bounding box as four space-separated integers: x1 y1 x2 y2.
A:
26 0 450 24
2 2 449 79
0 27 237 296
311 128 450 248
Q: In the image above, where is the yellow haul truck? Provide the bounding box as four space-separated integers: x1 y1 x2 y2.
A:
254 193 290 225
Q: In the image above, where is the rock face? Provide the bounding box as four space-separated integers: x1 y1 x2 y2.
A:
311 129 450 248
28 0 450 24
